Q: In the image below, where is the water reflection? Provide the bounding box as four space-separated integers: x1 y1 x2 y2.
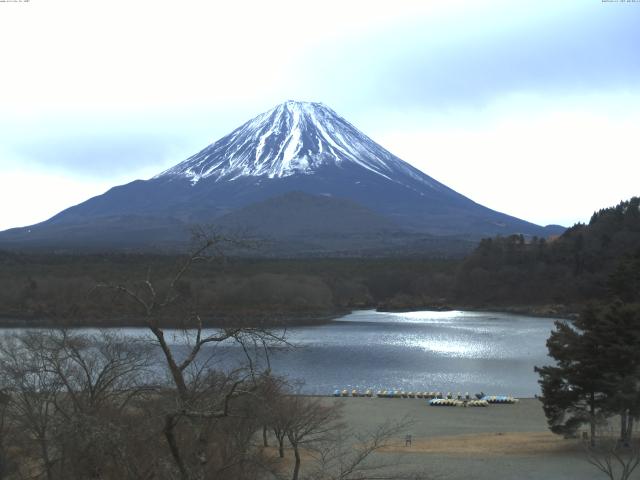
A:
408 337 486 358
270 310 557 395
0 310 558 396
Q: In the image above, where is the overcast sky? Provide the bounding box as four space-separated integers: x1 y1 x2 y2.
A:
1 0 638 230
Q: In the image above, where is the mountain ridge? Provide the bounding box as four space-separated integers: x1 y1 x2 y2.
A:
155 101 435 189
0 101 565 253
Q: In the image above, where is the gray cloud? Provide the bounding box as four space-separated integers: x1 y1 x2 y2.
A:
0 110 254 178
297 4 640 111
3 2 638 181
13 134 185 176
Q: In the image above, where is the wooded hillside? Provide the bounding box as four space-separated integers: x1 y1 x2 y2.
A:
453 197 640 308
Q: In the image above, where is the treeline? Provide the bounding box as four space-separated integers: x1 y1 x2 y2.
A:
1 197 639 325
453 197 640 309
0 252 457 326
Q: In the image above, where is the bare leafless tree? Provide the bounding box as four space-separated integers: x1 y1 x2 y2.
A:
0 330 157 480
41 330 153 415
279 396 343 480
262 394 425 480
307 416 423 480
92 228 288 479
584 425 640 480
0 332 64 480
0 389 12 480
45 330 154 480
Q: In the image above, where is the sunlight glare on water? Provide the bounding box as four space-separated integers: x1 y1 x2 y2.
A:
275 309 557 395
0 310 558 396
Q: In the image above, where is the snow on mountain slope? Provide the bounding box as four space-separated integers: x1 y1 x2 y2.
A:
156 101 437 191
0 100 564 252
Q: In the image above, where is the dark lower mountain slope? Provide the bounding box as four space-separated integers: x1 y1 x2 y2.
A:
0 191 475 257
216 191 397 237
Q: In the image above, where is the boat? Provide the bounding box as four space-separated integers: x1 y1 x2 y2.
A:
481 395 519 404
429 398 464 407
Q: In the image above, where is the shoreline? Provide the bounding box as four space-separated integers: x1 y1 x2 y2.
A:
0 310 348 329
0 304 575 329
376 303 580 320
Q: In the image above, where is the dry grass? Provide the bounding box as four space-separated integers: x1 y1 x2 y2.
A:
382 431 581 456
259 444 320 476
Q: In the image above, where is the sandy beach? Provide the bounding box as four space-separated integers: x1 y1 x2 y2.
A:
318 397 607 480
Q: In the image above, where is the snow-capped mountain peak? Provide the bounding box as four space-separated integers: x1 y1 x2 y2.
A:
0 101 563 251
156 100 431 188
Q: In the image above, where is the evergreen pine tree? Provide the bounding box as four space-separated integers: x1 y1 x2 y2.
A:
535 308 606 446
536 303 640 446
596 302 640 446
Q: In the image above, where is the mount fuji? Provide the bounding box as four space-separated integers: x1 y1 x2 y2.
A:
0 101 563 253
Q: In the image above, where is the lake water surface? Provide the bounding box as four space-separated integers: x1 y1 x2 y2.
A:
268 310 558 397
1 310 559 397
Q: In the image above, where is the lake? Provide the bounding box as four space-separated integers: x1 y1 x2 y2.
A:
0 309 559 397
267 310 558 397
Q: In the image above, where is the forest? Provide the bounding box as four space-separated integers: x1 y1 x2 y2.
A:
454 196 640 310
0 252 457 326
0 197 638 327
